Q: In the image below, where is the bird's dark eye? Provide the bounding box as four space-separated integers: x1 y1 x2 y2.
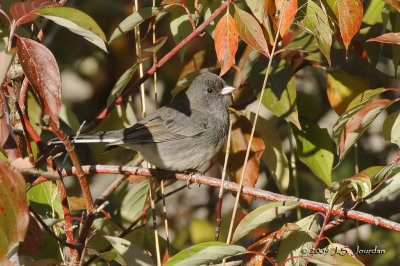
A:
207 88 213 93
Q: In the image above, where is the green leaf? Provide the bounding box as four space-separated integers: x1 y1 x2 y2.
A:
120 180 150 224
0 48 15 85
261 60 300 129
170 6 194 60
27 181 64 219
292 123 334 185
103 236 154 266
59 104 80 131
383 110 400 147
365 167 400 204
109 7 165 44
299 0 332 65
165 241 246 266
232 201 301 243
107 60 144 105
370 162 400 185
276 214 320 265
37 7 108 52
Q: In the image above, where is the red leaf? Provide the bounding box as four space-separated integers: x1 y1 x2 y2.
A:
214 13 238 76
332 0 363 51
10 0 59 25
17 37 61 126
0 161 29 261
274 0 297 37
367 32 400 44
234 7 270 57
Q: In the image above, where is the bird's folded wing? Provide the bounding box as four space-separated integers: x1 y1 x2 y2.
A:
112 107 207 144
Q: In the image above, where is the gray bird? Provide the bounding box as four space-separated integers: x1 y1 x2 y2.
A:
56 73 235 171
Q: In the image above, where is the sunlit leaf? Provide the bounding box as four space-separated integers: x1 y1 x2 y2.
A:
17 37 61 126
10 0 59 25
234 7 269 57
328 0 363 51
274 0 298 37
232 201 300 243
299 0 332 65
27 181 64 219
326 71 371 116
37 6 108 52
293 123 334 185
214 13 238 76
165 242 246 265
383 110 400 146
109 7 165 44
0 161 29 261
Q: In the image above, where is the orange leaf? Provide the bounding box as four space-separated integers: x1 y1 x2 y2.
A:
10 0 59 25
214 13 238 76
17 37 61 126
382 0 400 13
331 0 363 51
274 0 298 37
367 32 400 44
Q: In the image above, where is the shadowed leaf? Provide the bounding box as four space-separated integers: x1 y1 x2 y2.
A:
305 243 363 265
17 37 61 126
383 110 400 146
214 13 238 76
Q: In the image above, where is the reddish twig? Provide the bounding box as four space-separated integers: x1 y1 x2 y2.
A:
59 165 400 232
15 104 34 163
82 0 231 133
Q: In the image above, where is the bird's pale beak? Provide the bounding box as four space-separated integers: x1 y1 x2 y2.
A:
220 86 236 95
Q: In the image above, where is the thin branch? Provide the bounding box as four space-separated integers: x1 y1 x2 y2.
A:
59 165 400 232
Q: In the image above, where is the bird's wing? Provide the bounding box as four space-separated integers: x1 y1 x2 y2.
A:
112 106 208 144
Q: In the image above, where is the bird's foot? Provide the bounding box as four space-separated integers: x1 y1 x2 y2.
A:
184 169 200 188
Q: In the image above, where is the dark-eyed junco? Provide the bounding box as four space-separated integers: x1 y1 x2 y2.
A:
52 73 235 171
